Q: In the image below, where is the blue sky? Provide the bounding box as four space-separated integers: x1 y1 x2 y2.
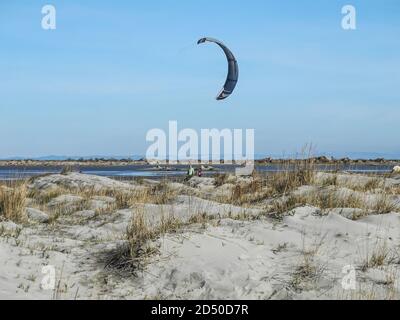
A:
0 0 399 158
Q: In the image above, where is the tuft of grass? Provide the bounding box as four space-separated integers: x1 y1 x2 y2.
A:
210 155 315 207
105 208 159 273
60 166 76 175
113 190 146 209
28 187 68 205
290 235 326 292
108 203 225 274
0 183 27 223
229 177 270 205
361 242 391 272
268 158 316 196
363 178 383 192
150 181 177 205
372 194 398 214
320 174 338 187
28 182 177 212
291 255 319 291
269 195 299 218
127 210 158 257
213 173 228 187
309 190 364 211
107 207 184 273
389 186 400 195
188 212 213 227
112 183 176 209
268 188 365 218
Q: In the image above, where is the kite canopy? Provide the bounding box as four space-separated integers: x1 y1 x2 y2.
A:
197 37 239 100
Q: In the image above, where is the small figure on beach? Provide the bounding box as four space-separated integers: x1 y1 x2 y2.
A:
185 165 195 181
197 167 203 177
392 166 400 174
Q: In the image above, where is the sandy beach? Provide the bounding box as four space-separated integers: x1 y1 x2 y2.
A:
1 166 399 299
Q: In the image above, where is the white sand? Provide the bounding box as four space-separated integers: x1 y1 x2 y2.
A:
1 172 399 299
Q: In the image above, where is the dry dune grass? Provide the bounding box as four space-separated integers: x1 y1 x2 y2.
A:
213 173 229 187
260 166 399 218
207 158 398 220
298 190 364 211
214 159 316 206
28 181 177 211
110 201 224 272
17 160 398 226
3 162 399 240
320 173 400 199
0 182 27 223
107 206 193 272
372 194 399 214
363 178 384 191
388 186 400 195
319 174 339 187
0 174 180 226
269 195 299 218
21 178 179 225
290 235 327 291
124 209 165 269
268 158 315 195
230 175 269 205
361 242 391 272
268 188 399 219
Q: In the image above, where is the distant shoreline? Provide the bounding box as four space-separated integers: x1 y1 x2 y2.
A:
0 157 399 168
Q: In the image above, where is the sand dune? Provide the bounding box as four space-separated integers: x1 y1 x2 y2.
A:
1 172 399 299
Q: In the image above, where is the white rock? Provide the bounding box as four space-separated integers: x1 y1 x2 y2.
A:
0 220 20 232
88 200 110 210
188 177 215 189
74 210 96 219
47 195 84 207
25 208 49 223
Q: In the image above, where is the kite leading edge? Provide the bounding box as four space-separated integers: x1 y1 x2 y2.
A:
197 37 239 100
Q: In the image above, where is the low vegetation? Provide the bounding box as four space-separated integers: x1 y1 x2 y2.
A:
0 182 27 223
26 181 178 221
203 159 399 220
1 160 399 299
268 158 316 195
361 242 391 272
108 206 217 273
290 236 326 292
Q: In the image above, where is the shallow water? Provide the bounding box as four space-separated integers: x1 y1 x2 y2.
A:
0 163 394 180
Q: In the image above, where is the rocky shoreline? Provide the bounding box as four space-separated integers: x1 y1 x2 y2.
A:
1 157 399 168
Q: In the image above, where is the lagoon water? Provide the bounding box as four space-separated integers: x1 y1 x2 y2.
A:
0 165 186 180
0 164 395 180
